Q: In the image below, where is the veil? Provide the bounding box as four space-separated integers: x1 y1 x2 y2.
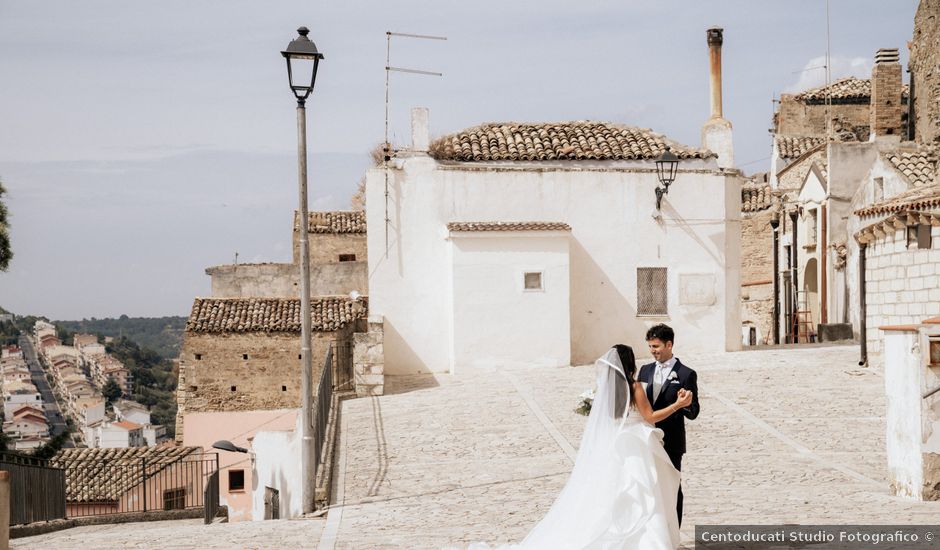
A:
519 348 652 548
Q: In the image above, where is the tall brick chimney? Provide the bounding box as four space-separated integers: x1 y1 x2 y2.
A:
870 48 903 139
701 27 734 169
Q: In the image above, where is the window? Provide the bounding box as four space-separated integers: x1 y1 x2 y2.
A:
523 272 543 291
282 385 287 392
807 209 818 245
637 268 668 316
230 385 237 392
907 225 931 249
242 354 248 360
338 254 357 262
229 469 245 492
194 354 202 361
163 488 186 511
874 177 884 202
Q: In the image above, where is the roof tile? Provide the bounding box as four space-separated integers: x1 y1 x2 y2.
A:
430 122 713 162
293 211 366 235
185 297 368 334
775 135 826 159
794 76 910 103
742 183 773 213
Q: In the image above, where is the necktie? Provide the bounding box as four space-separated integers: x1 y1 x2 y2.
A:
653 364 667 400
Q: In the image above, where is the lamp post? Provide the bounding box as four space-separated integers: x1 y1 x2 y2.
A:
282 26 324 515
654 146 679 210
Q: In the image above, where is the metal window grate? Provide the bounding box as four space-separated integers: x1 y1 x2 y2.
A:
524 272 543 290
637 267 668 316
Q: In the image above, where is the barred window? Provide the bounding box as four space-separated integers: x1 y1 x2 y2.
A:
637 268 668 316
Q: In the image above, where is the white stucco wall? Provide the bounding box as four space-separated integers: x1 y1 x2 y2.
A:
250 412 303 521
366 154 742 374
450 232 570 369
884 328 924 498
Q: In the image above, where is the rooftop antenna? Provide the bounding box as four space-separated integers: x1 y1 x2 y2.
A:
825 0 833 142
383 31 446 254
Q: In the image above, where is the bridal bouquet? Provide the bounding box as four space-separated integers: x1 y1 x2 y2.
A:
575 388 595 416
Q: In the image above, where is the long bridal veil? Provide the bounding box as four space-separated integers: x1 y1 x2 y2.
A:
516 348 681 550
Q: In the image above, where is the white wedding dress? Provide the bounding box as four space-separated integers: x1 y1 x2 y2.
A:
454 349 681 550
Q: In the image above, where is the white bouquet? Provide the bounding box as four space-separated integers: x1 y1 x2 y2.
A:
575 388 595 416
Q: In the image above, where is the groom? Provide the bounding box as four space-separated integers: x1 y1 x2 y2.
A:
638 324 700 527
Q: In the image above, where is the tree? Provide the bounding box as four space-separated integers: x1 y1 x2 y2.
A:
0 179 11 271
102 377 122 403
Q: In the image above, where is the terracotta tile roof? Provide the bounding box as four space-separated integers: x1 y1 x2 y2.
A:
447 221 572 232
741 183 773 213
775 135 826 159
186 296 368 334
51 446 202 502
793 76 910 103
429 122 714 162
112 420 142 430
854 182 940 217
293 211 366 234
884 149 937 187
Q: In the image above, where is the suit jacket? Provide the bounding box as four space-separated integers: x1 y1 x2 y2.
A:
638 358 700 458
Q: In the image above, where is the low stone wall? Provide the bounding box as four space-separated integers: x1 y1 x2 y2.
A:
9 507 223 539
206 262 368 298
354 316 385 397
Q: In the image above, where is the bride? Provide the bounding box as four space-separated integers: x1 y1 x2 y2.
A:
461 344 693 550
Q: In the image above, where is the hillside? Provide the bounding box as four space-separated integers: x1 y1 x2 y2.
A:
55 315 186 359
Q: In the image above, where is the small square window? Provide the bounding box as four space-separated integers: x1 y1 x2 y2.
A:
194 354 202 361
230 386 237 392
524 272 543 291
229 469 245 492
242 354 248 360
338 254 357 262
282 385 287 392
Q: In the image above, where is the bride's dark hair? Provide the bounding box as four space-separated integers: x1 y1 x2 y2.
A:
613 344 638 411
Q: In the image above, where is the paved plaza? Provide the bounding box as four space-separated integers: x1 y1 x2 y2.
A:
14 344 940 549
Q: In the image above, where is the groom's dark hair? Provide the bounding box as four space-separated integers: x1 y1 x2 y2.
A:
645 324 675 344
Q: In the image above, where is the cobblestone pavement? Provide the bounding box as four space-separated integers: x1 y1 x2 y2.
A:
11 517 325 549
15 344 940 549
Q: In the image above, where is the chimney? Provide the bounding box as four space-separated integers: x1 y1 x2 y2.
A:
707 27 724 119
870 48 903 139
411 107 429 152
701 27 734 169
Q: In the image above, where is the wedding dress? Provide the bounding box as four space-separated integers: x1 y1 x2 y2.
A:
456 349 680 550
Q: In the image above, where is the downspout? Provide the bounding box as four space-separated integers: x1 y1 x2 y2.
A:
859 243 868 366
790 211 799 342
821 203 828 324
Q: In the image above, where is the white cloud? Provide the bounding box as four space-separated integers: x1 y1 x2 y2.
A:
785 55 873 94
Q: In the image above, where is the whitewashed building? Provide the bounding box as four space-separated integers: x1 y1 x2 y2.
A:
365 111 742 374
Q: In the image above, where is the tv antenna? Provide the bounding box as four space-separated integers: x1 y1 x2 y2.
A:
383 31 446 253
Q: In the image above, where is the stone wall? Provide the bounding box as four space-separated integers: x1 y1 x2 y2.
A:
175 327 352 442
911 0 940 144
741 209 775 344
354 316 385 396
863 224 940 362
777 149 826 193
293 233 368 265
776 96 871 137
871 60 904 138
206 262 368 298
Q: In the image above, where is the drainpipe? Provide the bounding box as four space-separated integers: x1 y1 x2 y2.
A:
859 243 868 366
770 213 781 344
790 211 799 343
821 203 828 324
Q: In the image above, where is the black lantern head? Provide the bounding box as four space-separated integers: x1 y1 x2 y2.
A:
655 146 680 189
282 27 324 102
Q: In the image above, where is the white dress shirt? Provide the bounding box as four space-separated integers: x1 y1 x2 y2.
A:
652 356 678 401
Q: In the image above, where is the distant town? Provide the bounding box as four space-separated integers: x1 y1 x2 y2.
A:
2 318 170 452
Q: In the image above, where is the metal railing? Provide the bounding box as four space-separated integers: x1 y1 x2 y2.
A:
313 345 334 496
49 453 219 520
0 453 66 525
204 470 220 524
331 340 354 392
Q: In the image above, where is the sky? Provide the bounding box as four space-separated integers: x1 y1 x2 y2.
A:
0 0 921 320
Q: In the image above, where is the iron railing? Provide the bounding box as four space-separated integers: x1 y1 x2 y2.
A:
331 339 354 392
0 453 67 525
49 452 219 520
204 470 220 524
313 345 334 496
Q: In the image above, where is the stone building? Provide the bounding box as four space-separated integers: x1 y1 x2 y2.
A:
174 296 366 442
740 177 775 345
910 0 940 144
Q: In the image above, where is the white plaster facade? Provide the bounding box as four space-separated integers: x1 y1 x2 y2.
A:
366 114 742 374
250 412 304 521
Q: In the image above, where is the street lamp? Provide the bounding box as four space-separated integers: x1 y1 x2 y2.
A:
654 146 680 210
282 26 324 515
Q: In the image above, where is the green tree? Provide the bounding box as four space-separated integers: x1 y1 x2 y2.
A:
102 377 123 403
0 179 11 271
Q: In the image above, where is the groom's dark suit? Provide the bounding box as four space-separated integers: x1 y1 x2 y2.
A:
638 358 699 526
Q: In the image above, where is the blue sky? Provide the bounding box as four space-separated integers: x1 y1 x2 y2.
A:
0 0 920 319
